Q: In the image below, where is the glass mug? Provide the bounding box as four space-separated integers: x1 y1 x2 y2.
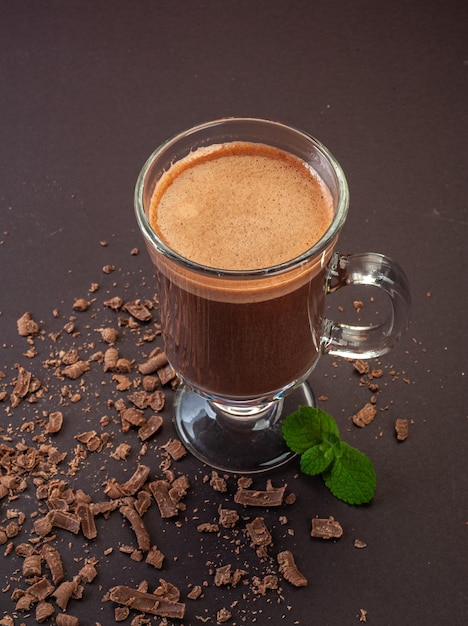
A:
135 118 410 473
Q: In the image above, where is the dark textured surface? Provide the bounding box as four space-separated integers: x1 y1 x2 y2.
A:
0 1 466 624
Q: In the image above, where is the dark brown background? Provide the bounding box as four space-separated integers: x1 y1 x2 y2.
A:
0 1 466 625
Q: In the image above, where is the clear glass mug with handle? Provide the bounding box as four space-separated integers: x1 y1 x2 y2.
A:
135 118 410 473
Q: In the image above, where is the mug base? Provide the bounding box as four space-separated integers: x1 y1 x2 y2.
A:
173 381 316 474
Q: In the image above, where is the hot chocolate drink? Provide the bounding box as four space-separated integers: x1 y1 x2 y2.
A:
148 141 335 399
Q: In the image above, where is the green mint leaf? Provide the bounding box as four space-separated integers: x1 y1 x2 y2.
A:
300 443 335 475
322 441 376 505
282 406 340 454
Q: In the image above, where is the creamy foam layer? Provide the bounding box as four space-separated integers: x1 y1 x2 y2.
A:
149 142 334 271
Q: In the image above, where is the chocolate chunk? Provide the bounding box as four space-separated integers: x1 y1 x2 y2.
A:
123 300 152 322
311 516 343 539
145 545 165 569
218 506 239 529
246 517 272 549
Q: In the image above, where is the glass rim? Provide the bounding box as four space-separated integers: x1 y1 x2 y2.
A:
134 117 349 279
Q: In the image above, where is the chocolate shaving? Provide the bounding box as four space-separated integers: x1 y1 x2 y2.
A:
78 558 98 583
123 300 152 322
48 509 81 534
277 550 308 587
120 407 146 432
246 516 272 550
53 579 79 610
42 544 64 585
108 585 185 619
35 600 54 622
218 506 239 529
22 552 42 577
28 576 55 601
146 545 165 569
157 363 176 385
213 564 246 587
149 480 179 518
46 411 63 434
61 360 90 380
76 500 97 540
119 504 151 551
352 403 377 427
55 615 80 626
161 438 187 461
104 347 119 372
311 516 343 539
138 414 163 441
138 351 168 376
234 480 286 507
120 464 151 496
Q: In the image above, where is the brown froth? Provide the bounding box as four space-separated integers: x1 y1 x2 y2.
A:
149 142 333 270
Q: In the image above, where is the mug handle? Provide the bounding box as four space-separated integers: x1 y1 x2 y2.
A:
321 252 411 359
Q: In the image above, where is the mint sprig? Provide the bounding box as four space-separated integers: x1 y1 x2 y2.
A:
282 406 376 505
